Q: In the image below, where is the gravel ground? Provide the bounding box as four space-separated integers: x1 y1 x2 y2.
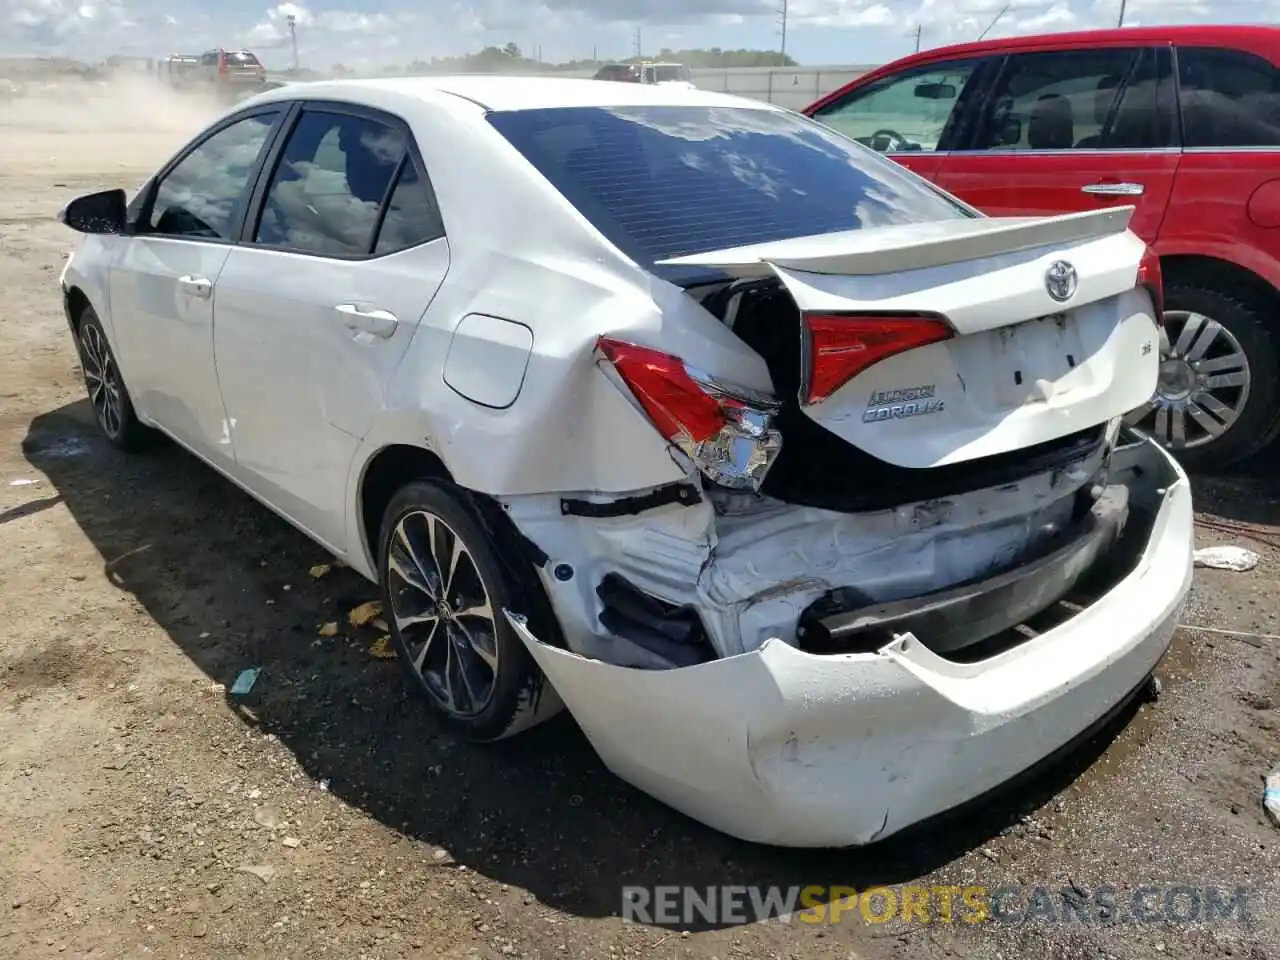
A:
2 79 1280 960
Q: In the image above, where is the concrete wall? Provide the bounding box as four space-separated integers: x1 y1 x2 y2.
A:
687 65 877 110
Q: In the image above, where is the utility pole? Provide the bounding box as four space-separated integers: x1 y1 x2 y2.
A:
633 26 642 59
913 23 922 53
286 13 298 71
778 0 788 62
1117 0 1128 26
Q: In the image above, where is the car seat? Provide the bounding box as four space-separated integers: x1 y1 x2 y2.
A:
1027 93 1074 150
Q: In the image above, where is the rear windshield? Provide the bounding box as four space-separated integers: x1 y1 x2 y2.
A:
228 52 260 65
486 105 972 272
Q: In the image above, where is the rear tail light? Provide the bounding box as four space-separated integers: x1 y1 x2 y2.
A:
219 52 228 74
595 338 782 491
1137 247 1164 319
802 313 954 406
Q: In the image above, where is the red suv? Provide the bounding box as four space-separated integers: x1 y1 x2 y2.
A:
804 25 1280 471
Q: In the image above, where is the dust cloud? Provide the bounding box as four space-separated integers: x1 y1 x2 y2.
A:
0 71 232 183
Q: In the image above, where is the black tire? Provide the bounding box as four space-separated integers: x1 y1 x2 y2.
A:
377 480 555 742
1153 285 1280 473
74 307 158 452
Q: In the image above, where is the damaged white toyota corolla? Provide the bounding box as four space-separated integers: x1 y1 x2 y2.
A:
56 76 1193 848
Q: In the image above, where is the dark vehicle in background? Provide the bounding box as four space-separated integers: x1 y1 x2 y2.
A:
593 63 640 82
804 25 1280 471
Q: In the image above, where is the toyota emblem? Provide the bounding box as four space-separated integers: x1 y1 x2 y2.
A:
1045 260 1078 302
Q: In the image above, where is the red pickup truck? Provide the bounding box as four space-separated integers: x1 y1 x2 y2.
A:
804 25 1280 471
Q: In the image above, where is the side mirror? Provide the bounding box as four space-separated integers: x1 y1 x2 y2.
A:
57 189 127 235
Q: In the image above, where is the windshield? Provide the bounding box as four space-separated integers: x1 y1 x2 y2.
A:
487 104 973 275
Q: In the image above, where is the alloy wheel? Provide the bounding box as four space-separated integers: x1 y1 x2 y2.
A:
1123 310 1250 451
386 509 500 718
79 322 124 439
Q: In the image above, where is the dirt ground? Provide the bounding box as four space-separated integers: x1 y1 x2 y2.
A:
3 79 1280 960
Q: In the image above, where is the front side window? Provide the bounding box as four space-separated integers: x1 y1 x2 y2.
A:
974 48 1142 150
487 104 972 271
254 110 405 256
810 61 982 153
1178 46 1280 148
148 111 279 239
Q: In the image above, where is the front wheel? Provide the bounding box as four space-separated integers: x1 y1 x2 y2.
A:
378 480 554 742
75 308 157 452
1123 284 1280 472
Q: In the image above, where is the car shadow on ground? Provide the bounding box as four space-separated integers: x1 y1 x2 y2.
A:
24 399 1155 930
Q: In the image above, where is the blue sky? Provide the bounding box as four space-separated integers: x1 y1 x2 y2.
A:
0 0 1269 70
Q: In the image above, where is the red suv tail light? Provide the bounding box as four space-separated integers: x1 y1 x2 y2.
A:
595 338 783 491
802 313 954 406
1137 247 1163 320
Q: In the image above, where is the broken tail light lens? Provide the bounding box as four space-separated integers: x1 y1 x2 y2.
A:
595 337 783 491
802 313 954 406
1137 246 1164 320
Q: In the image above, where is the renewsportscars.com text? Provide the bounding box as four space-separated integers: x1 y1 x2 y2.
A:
621 884 1250 927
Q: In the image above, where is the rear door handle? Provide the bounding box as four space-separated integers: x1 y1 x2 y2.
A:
1081 181 1145 197
178 275 212 299
335 303 399 339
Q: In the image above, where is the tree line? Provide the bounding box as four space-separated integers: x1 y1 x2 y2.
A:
330 43 798 76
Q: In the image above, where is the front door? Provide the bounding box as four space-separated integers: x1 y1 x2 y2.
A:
934 46 1180 246
212 105 450 550
108 108 284 465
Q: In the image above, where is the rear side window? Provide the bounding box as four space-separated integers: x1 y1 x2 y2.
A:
974 48 1143 150
254 110 405 256
373 159 445 255
1177 46 1280 148
487 105 971 268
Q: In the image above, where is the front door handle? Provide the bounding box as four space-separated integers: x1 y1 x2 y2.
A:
178 275 212 299
1082 181 1145 197
336 303 399 339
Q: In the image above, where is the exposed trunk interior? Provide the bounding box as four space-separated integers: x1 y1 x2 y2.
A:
696 277 1109 513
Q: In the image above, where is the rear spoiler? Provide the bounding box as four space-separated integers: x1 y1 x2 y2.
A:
655 206 1135 280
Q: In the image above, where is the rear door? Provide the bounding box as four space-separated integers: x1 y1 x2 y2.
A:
935 45 1180 245
806 56 995 182
212 102 450 550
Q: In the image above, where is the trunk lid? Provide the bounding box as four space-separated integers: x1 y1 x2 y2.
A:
659 208 1160 470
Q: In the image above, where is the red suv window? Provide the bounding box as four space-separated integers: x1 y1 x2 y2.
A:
1177 46 1280 147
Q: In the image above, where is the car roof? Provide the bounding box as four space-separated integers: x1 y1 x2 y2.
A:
875 23 1280 64
273 75 781 113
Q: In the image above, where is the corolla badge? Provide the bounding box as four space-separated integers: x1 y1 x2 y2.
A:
1044 260 1078 302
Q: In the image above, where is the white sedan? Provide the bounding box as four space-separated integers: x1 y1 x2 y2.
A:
57 76 1193 847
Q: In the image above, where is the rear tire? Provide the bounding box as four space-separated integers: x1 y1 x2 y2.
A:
75 308 157 452
377 480 554 742
1124 284 1280 473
